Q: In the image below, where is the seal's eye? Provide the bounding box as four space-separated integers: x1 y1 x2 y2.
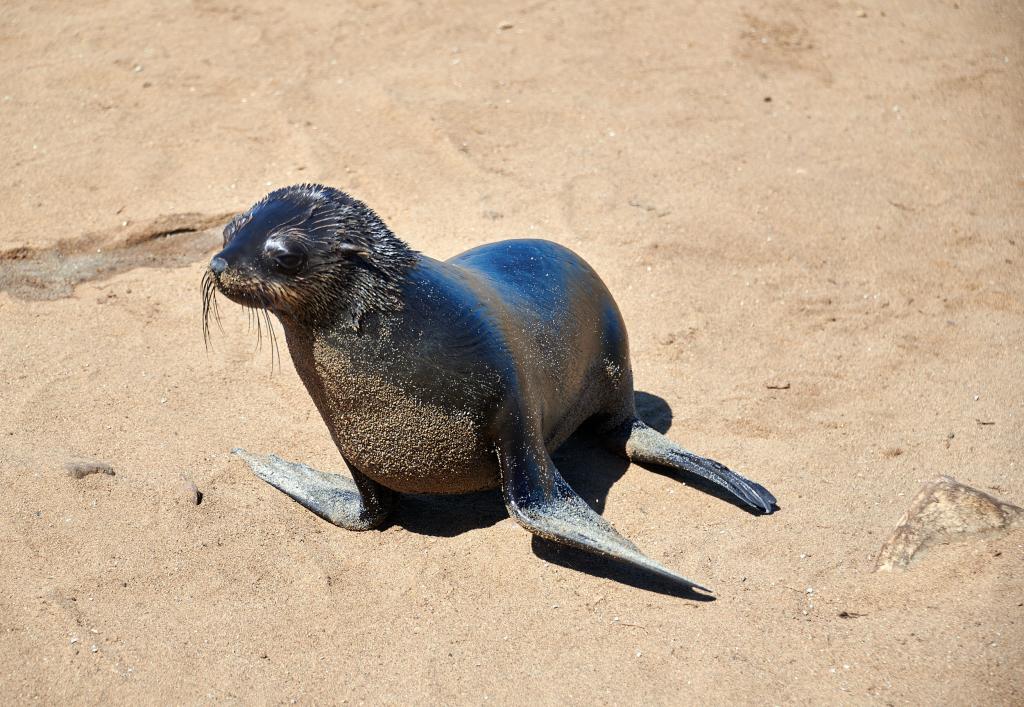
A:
273 251 305 273
265 241 306 274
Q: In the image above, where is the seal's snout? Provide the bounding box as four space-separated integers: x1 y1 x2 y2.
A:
209 256 228 275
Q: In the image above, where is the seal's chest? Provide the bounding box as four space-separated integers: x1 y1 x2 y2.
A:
305 338 493 493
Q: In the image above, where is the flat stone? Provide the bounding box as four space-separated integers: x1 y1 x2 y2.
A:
876 475 1023 571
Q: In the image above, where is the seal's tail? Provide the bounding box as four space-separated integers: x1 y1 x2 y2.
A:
617 419 777 514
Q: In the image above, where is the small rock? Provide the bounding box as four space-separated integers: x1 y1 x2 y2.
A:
179 473 202 505
497 21 514 30
876 475 1024 571
65 460 115 479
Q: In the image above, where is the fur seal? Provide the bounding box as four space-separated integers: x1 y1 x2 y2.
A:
204 184 776 591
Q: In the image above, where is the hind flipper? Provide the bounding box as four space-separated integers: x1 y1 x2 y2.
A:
623 421 777 514
233 448 393 530
497 433 710 592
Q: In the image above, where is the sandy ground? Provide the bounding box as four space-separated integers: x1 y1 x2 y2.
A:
1 0 1022 704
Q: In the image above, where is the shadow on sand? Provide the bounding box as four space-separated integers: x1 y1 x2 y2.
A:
389 391 754 598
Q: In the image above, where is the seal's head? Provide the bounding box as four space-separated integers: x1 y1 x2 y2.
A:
203 184 417 340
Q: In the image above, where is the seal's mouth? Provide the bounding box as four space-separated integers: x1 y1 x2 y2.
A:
206 268 264 307
201 267 282 367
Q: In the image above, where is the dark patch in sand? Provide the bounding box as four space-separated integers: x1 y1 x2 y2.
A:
65 459 115 479
0 212 233 300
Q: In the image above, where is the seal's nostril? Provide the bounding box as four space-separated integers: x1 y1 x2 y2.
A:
210 256 228 275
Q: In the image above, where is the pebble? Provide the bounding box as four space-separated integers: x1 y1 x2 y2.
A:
65 459 115 479
179 473 202 505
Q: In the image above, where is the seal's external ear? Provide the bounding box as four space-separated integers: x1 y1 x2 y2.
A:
336 241 371 258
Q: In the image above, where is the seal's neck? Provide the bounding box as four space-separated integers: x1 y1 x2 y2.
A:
329 228 418 330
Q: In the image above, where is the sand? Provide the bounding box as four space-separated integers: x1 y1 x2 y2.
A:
1 0 1022 703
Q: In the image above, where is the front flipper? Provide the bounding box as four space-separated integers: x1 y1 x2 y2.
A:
233 448 393 530
497 437 711 592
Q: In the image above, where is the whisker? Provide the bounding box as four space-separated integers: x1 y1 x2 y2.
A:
202 271 217 351
211 287 223 333
252 305 263 353
202 274 210 350
263 308 281 374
